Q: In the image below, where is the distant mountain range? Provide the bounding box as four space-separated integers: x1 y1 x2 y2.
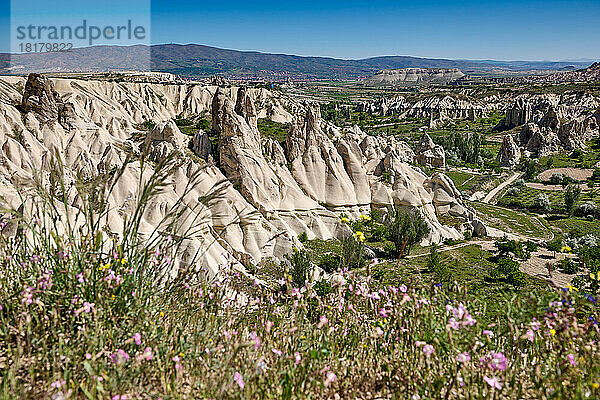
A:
0 44 596 80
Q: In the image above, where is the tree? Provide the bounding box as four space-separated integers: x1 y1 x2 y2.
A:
534 193 551 213
545 238 562 258
523 159 538 181
384 206 430 258
564 184 581 217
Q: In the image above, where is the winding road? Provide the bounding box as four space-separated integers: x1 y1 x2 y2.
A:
483 172 521 204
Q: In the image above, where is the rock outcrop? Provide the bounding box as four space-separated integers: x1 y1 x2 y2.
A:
415 133 445 168
496 135 521 167
495 94 600 160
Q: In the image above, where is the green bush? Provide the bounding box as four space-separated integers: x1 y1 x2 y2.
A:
383 206 430 257
285 248 313 288
369 224 388 242
298 231 308 243
560 258 579 275
318 252 341 273
340 234 365 270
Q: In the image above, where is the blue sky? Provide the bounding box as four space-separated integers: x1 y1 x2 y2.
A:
1 0 599 61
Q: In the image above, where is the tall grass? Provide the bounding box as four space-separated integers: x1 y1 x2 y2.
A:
0 154 599 399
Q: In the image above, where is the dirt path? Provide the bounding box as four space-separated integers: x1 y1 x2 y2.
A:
483 172 520 204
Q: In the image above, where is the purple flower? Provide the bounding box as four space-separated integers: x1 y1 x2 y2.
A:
132 333 141 345
422 344 434 356
233 372 245 389
484 375 502 390
567 353 576 366
490 352 507 371
456 352 471 363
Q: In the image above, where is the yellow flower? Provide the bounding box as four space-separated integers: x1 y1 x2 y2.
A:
590 273 597 281
111 295 115 300
567 284 579 292
354 231 366 243
159 311 165 318
179 352 184 357
359 214 371 222
120 258 127 264
550 329 556 337
593 383 599 390
561 245 572 253
340 217 349 224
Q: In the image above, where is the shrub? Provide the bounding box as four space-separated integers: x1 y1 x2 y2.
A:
564 184 581 217
506 187 520 196
427 244 451 282
383 206 430 257
383 240 396 256
560 258 579 275
550 173 564 185
340 234 365 270
318 252 341 273
534 193 551 213
369 223 388 242
285 248 313 288
298 231 308 243
463 230 472 241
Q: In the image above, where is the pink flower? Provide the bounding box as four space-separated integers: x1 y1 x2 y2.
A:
172 355 182 370
423 345 434 356
483 375 502 390
448 318 460 330
456 352 471 363
272 348 282 357
317 316 328 329
112 395 127 400
482 330 494 337
110 349 130 365
567 353 576 366
490 352 507 371
50 379 66 389
85 353 92 359
294 352 302 364
76 273 85 283
250 331 261 349
233 372 245 389
324 371 337 387
132 333 141 345
399 284 407 293
142 347 153 361
375 327 384 337
524 329 535 342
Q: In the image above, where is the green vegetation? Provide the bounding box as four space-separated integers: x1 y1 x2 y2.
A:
257 118 289 145
471 202 552 240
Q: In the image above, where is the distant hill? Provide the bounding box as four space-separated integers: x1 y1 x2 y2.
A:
0 44 596 80
536 62 600 83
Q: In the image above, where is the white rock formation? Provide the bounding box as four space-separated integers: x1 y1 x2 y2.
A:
0 74 478 277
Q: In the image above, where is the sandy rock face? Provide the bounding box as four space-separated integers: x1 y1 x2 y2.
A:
21 73 61 123
415 133 445 168
496 135 521 167
496 94 600 159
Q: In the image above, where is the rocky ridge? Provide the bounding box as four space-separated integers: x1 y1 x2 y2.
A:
494 93 600 158
0 74 477 276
